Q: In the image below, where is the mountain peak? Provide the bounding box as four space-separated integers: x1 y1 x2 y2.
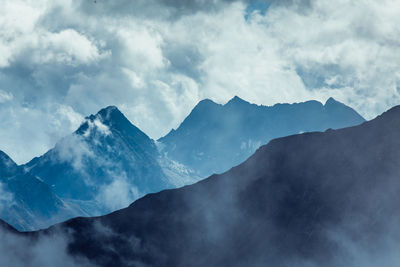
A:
190 99 220 114
95 105 123 122
98 105 118 113
323 97 365 123
0 150 17 168
324 97 341 106
75 105 145 139
196 98 218 107
225 95 249 106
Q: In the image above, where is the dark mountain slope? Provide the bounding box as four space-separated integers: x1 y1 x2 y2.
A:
159 96 365 177
15 104 396 266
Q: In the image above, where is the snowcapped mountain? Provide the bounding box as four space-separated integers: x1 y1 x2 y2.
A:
24 106 196 218
158 96 365 177
0 150 79 231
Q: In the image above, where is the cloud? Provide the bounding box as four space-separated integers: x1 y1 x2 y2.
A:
82 118 111 137
54 134 95 172
1 0 400 164
0 228 94 267
0 103 84 164
0 90 13 103
95 173 141 211
28 29 106 66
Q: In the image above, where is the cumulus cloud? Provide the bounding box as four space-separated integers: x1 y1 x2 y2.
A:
0 0 399 163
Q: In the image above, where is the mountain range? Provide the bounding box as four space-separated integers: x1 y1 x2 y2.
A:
1 101 399 266
0 97 364 231
159 96 365 177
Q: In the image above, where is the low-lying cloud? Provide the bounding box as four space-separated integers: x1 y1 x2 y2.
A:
96 172 141 211
0 228 94 267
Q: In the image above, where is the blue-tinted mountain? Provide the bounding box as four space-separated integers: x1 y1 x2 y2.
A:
0 150 79 231
24 106 195 217
158 96 365 177
7 104 398 266
0 151 18 177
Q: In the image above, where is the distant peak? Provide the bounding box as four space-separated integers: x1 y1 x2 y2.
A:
94 105 127 124
192 99 219 112
325 97 341 106
96 105 120 116
197 98 217 106
225 96 249 106
76 105 133 136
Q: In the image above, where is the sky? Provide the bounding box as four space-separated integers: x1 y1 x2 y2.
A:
0 0 400 163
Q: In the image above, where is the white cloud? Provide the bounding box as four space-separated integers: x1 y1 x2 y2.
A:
0 90 13 103
0 103 84 164
82 119 111 138
55 134 94 171
31 29 107 65
96 173 141 211
0 1 106 68
0 0 43 67
0 228 94 267
115 25 165 71
259 0 400 116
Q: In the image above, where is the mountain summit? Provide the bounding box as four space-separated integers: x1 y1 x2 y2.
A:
158 96 365 177
225 95 250 106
